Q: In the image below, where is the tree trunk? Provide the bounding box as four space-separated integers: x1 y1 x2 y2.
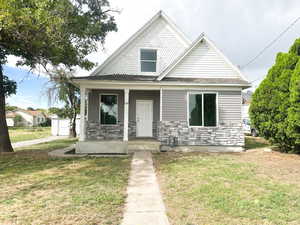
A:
0 63 14 153
69 111 77 138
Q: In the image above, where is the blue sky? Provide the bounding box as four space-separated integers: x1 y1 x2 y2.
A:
4 66 57 109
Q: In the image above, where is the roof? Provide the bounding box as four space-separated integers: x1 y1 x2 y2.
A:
6 111 17 118
90 10 191 76
73 74 251 86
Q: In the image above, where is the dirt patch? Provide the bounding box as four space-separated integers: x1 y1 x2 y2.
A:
234 149 300 186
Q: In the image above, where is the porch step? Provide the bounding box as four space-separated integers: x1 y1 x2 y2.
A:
128 140 161 153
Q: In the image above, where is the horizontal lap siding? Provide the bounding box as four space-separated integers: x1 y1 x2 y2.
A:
162 90 242 125
162 90 187 121
166 40 240 78
88 90 124 122
218 91 242 124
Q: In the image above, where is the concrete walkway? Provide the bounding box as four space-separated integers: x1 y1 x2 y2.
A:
121 151 170 225
12 136 67 148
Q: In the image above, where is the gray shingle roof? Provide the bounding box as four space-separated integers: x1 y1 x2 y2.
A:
72 74 251 86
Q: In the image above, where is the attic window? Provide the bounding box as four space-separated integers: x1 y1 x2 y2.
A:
140 49 157 72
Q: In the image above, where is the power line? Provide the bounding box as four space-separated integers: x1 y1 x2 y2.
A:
241 16 300 69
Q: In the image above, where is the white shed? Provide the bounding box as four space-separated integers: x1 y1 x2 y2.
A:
51 115 80 136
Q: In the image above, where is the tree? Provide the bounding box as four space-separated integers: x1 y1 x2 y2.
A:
250 38 300 152
5 104 18 112
27 107 35 111
48 68 80 137
0 0 117 152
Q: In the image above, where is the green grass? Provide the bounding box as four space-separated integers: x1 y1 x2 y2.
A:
245 136 270 149
154 152 300 225
15 138 77 152
0 139 131 225
9 127 51 143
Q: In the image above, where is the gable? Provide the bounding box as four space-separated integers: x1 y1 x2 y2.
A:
93 13 189 76
163 38 241 79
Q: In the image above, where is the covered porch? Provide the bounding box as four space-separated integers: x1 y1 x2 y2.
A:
76 86 161 154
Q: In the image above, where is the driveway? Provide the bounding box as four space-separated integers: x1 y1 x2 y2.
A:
12 136 68 148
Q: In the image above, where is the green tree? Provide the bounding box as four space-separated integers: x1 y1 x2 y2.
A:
48 68 80 137
250 38 300 152
0 0 117 152
5 104 18 112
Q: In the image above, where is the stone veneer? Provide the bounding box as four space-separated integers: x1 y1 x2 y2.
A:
158 121 244 146
86 121 158 140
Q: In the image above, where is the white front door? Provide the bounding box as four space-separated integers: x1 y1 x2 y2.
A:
136 100 153 137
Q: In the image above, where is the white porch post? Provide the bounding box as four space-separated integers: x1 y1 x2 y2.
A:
79 87 86 141
160 87 162 121
123 88 129 141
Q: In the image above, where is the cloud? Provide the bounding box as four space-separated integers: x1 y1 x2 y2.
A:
6 0 300 82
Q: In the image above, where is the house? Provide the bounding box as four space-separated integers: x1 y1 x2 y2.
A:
73 11 251 154
6 109 47 127
6 111 16 127
242 90 253 133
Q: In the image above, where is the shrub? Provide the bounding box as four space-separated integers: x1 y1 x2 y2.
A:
250 38 300 152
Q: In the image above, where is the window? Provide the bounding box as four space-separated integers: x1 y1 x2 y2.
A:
100 94 118 125
189 93 217 126
140 49 157 72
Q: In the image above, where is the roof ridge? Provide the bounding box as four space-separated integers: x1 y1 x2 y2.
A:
89 11 191 77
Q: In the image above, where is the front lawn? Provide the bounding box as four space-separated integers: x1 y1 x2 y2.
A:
0 140 131 225
155 152 300 225
9 127 51 143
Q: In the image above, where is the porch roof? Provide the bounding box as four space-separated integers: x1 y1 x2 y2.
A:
72 74 251 87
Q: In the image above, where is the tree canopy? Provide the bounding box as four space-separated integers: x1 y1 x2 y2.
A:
0 0 117 152
250 38 300 152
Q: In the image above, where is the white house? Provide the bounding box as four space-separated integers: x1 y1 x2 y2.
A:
6 109 47 127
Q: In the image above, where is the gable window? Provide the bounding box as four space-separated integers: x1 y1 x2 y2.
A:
100 94 118 125
189 93 217 126
140 49 157 72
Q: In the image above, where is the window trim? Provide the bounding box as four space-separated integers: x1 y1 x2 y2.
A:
99 93 119 126
187 92 219 128
139 48 158 75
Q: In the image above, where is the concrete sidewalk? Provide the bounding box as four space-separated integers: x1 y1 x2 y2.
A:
12 136 67 148
121 151 170 225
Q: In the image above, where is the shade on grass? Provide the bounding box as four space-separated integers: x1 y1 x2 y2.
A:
0 142 130 225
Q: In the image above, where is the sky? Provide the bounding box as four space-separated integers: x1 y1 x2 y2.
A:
5 0 300 109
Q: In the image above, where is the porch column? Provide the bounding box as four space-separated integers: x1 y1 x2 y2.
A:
123 88 129 141
79 87 86 141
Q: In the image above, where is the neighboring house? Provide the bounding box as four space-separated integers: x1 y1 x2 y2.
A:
242 91 253 133
51 115 80 136
242 90 253 121
6 109 47 127
73 11 251 153
6 111 16 127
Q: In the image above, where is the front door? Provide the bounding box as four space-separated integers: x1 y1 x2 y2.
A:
136 100 153 137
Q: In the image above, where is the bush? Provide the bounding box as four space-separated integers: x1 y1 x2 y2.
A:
250 38 300 153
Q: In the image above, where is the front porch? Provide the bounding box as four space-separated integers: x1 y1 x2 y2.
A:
77 87 161 154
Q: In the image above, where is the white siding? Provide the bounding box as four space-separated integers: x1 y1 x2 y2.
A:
6 118 14 127
166 40 240 79
98 18 187 75
51 117 80 136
